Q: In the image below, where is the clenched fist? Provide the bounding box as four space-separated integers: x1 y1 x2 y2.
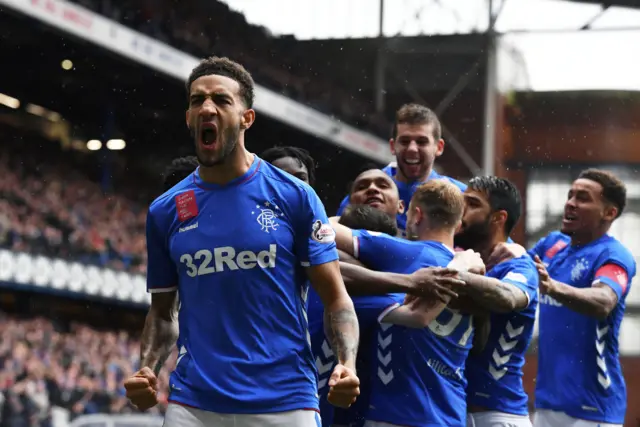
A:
124 367 159 411
327 364 360 408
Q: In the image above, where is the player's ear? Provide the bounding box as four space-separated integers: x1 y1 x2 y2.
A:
397 199 405 215
493 210 508 229
603 203 618 222
185 110 190 129
435 138 445 157
240 109 256 130
389 138 396 156
454 219 463 234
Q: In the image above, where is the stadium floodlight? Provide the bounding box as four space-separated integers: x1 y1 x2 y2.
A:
61 59 73 70
87 140 102 151
0 93 20 109
106 139 126 150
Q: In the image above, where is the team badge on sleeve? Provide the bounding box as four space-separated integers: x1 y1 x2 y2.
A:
311 220 336 243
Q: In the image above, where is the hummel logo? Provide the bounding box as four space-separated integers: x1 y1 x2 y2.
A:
179 222 198 233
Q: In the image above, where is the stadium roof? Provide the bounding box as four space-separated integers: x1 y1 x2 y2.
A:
224 0 640 92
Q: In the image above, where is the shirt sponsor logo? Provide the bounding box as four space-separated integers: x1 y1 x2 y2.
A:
180 245 277 277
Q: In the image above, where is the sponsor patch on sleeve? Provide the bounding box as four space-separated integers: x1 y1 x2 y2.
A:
311 220 336 243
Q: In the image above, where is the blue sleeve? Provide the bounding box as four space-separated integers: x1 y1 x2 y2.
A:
497 259 539 308
352 229 420 273
527 235 548 259
146 206 178 293
592 247 636 301
295 186 339 266
336 195 350 216
354 294 405 326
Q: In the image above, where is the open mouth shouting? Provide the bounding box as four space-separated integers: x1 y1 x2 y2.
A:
199 122 218 150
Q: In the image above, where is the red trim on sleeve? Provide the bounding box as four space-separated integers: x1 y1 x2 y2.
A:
595 263 628 294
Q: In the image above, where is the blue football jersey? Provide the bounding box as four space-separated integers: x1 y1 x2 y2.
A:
145 155 339 414
309 229 435 427
337 164 467 233
465 255 539 415
529 231 636 424
352 232 472 427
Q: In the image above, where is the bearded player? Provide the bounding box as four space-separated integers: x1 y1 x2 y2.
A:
123 57 360 427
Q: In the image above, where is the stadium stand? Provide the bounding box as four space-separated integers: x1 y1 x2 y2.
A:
67 0 391 137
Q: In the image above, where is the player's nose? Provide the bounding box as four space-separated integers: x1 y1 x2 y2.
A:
199 98 217 116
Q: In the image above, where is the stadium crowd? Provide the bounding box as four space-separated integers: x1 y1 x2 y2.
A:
0 146 147 274
70 0 390 136
0 311 173 427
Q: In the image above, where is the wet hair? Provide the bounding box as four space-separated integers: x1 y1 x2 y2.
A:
186 56 255 108
162 156 198 191
391 103 442 140
468 176 522 234
578 168 626 218
339 204 398 236
261 146 316 186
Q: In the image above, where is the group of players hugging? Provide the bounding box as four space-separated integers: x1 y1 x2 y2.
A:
121 57 635 427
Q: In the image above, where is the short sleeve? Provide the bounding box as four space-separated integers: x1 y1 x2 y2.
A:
146 207 178 293
528 235 549 259
497 259 539 308
336 195 350 216
592 264 630 301
592 245 635 302
353 294 405 326
351 229 420 273
295 187 339 267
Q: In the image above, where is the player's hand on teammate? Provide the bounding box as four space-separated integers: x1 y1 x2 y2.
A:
450 249 486 275
408 267 465 302
534 255 556 295
486 242 527 269
327 363 360 408
124 367 159 411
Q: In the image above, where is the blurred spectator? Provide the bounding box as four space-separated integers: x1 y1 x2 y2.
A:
0 147 147 274
0 312 174 426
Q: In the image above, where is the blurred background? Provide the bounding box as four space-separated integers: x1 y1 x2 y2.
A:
0 0 639 425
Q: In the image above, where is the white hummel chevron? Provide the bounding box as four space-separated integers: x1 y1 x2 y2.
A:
492 349 510 367
378 333 392 349
378 349 391 367
597 326 609 340
596 356 607 373
380 323 392 332
176 346 187 365
316 357 334 375
321 341 333 359
318 378 327 389
505 322 524 339
377 367 394 385
595 340 605 355
598 373 611 389
489 364 508 380
498 335 517 352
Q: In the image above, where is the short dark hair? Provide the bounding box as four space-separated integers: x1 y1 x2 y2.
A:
411 179 464 229
162 156 198 191
468 176 522 235
391 103 442 141
339 204 398 236
186 56 255 108
261 146 316 186
578 168 626 218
